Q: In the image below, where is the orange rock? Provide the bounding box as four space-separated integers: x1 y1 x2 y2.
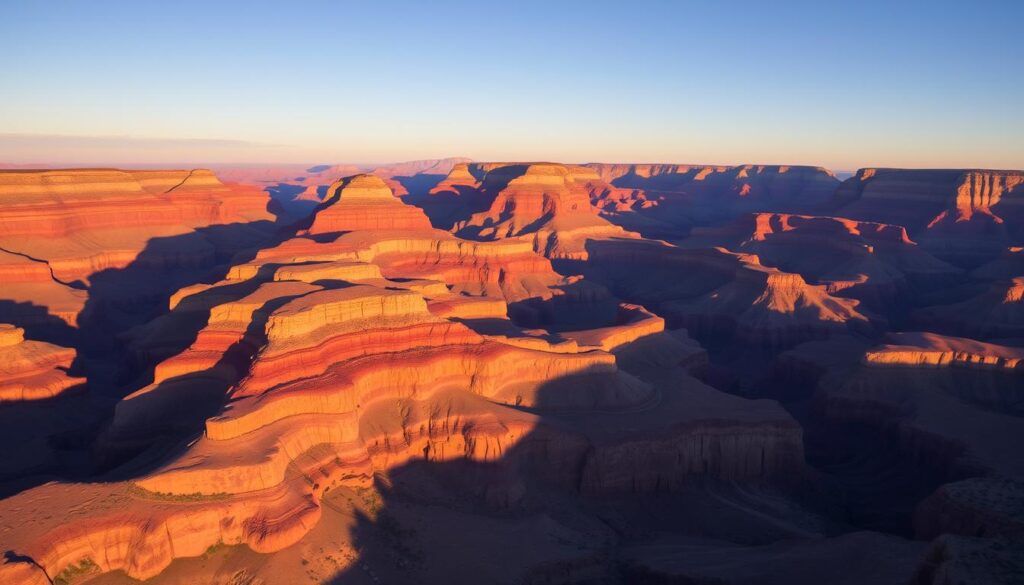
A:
684 212 962 312
301 174 434 234
0 324 83 401
835 168 1024 267
450 163 639 259
586 239 879 349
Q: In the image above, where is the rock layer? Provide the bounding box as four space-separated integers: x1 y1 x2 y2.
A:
0 173 806 584
0 324 83 402
835 168 1024 267
434 163 639 259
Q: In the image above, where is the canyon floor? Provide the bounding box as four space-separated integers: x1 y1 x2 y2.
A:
0 161 1021 585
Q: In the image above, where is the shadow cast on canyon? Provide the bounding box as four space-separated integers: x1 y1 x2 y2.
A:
391 173 446 197
321 372 628 584
0 300 78 347
317 355 837 585
0 219 290 496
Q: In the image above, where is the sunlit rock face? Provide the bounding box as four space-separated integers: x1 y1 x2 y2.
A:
2 160 1024 585
835 168 1024 267
0 168 272 280
812 332 1024 480
301 174 434 234
428 162 639 259
584 238 879 350
0 168 274 330
0 171 806 585
684 213 962 313
0 324 82 402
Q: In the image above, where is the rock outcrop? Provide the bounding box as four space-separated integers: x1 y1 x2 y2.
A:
835 168 1024 267
585 238 879 349
0 173 806 585
686 213 962 312
584 163 840 239
7 156 1023 584
915 477 1024 540
912 277 1024 341
0 324 83 402
0 168 273 327
814 332 1024 479
430 163 639 259
300 174 434 234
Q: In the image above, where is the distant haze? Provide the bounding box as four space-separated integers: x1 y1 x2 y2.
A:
1 0 1021 170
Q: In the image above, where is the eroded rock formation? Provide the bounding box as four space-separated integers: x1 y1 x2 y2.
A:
686 213 962 312
835 168 1024 267
0 324 83 402
584 238 879 349
2 158 1023 584
428 162 639 259
584 163 841 239
0 173 804 584
0 168 273 329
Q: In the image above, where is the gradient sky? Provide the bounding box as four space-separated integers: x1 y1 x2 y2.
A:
1 0 1021 170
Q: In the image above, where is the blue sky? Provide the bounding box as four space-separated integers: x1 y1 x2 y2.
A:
1 0 1021 169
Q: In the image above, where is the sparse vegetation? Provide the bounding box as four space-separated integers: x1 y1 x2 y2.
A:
127 484 230 502
53 557 98 585
355 486 384 515
203 540 226 558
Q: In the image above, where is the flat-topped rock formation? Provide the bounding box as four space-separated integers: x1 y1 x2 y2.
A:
813 332 1024 479
3 158 1023 584
300 174 434 234
864 331 1024 370
252 229 564 302
0 168 274 328
0 324 83 402
686 213 962 311
912 277 1024 340
211 158 470 216
0 180 809 583
583 163 840 239
834 168 1024 267
427 163 638 259
915 477 1024 540
585 238 878 349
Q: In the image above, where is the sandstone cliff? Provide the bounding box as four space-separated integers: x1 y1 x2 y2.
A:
835 168 1024 267
685 213 962 312
0 324 83 402
585 239 879 349
450 161 638 260
584 163 840 239
0 175 806 584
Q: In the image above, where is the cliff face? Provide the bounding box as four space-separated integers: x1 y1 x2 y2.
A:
0 168 274 328
300 174 434 234
585 238 879 349
912 277 1024 341
582 163 840 239
0 324 83 402
915 477 1024 540
835 168 1024 267
0 173 806 585
686 213 962 312
440 163 639 260
7 157 1023 583
0 168 270 242
814 332 1024 479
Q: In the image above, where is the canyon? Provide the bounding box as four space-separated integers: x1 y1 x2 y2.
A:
0 160 1021 585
